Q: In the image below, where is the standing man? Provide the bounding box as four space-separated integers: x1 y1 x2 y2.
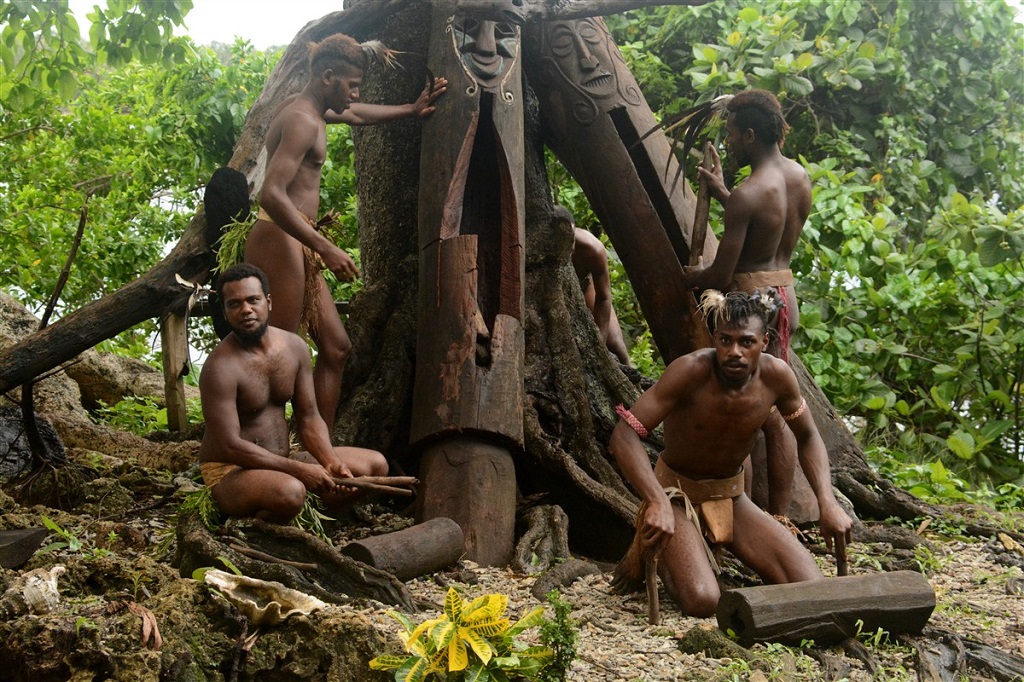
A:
683 89 812 516
557 206 631 365
610 292 852 617
198 264 388 523
246 34 447 432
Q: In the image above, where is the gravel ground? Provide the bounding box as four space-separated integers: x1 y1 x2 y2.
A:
351 515 1024 682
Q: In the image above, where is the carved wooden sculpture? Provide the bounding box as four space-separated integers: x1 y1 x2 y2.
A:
524 15 717 361
410 6 527 565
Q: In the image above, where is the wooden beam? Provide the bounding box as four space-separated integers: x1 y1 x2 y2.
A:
160 312 189 432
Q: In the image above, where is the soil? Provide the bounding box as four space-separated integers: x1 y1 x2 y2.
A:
1 430 1022 681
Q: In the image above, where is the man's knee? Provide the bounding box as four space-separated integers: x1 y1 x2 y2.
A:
667 579 720 618
367 450 388 477
259 477 306 523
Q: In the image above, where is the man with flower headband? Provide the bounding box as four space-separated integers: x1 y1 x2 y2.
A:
610 291 852 617
245 34 447 434
683 88 812 518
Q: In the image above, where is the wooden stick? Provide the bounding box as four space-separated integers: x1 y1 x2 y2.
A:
354 476 419 486
332 477 415 497
645 553 660 625
228 543 318 571
690 142 715 267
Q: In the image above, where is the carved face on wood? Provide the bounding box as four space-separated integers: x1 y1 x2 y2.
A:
451 15 519 89
545 19 616 99
536 17 641 123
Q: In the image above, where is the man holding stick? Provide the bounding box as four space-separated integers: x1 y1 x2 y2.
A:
198 264 389 523
684 89 812 517
610 292 852 617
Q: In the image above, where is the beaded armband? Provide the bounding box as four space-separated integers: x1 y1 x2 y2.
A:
782 397 807 422
615 404 649 439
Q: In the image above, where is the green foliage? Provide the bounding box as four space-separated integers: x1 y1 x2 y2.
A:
92 395 202 436
291 493 334 542
605 0 1024 488
1 1 193 110
370 587 554 681
39 514 112 559
538 590 579 682
0 35 274 357
178 486 223 532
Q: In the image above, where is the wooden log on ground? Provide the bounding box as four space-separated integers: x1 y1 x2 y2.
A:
529 558 602 601
340 517 464 581
0 528 48 569
715 571 936 647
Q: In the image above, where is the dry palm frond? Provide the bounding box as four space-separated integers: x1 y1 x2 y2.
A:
360 40 403 70
633 95 733 196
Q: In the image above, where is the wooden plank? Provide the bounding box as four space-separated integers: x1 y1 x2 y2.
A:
716 571 935 647
160 312 188 432
340 517 464 581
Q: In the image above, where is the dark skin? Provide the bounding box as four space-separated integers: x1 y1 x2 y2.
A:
245 58 447 433
684 110 813 516
198 276 388 523
609 315 852 617
572 227 630 365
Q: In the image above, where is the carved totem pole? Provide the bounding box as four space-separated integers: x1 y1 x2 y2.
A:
524 15 716 362
411 7 526 565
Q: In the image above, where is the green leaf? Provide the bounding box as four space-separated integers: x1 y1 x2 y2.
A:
946 431 975 460
738 7 760 23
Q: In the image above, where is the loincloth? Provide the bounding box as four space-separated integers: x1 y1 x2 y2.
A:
728 269 793 362
614 459 744 587
200 461 241 489
255 207 328 337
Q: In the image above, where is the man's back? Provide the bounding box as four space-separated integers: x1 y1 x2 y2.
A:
733 154 811 274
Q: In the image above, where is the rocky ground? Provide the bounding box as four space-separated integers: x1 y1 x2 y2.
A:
0 432 1021 681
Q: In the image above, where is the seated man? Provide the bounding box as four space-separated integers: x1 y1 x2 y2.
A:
557 206 631 365
610 291 852 617
197 263 388 523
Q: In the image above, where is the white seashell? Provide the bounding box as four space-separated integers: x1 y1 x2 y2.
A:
0 564 66 619
203 569 328 626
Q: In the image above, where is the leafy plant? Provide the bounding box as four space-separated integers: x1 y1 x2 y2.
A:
292 493 334 542
370 587 554 681
177 487 224 532
538 590 579 682
39 515 112 559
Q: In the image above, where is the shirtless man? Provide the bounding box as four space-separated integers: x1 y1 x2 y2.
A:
610 292 851 617
684 89 812 516
246 34 447 432
198 264 388 523
558 206 631 365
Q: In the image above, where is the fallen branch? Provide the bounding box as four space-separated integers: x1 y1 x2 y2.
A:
228 543 319 571
333 476 418 496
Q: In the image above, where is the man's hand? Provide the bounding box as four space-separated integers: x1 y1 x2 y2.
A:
322 244 360 281
413 76 448 118
640 499 675 552
294 462 338 496
819 499 853 566
695 142 728 203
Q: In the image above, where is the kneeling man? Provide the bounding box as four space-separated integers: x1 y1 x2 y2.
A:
611 291 852 617
198 263 388 523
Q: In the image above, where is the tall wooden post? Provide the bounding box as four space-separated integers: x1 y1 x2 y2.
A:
524 16 715 362
160 312 188 432
411 6 526 566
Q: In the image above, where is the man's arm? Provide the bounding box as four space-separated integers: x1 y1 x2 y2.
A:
199 356 337 495
289 336 350 478
259 110 359 280
609 355 701 549
684 184 753 291
771 361 853 553
325 77 448 125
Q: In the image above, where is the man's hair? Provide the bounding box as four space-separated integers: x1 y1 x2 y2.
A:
552 205 573 224
727 89 790 146
217 263 270 303
309 33 367 75
699 290 772 336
